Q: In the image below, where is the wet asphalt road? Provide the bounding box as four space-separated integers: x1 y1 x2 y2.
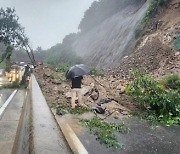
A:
0 71 13 108
77 117 180 154
0 89 14 108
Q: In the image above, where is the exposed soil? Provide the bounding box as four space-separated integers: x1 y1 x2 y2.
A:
110 0 180 79
34 0 180 120
110 39 180 79
34 66 135 119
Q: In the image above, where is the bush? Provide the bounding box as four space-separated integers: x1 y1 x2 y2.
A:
161 74 180 92
126 73 180 125
55 63 70 73
90 67 105 76
141 0 169 25
50 73 66 81
141 0 158 25
158 0 169 6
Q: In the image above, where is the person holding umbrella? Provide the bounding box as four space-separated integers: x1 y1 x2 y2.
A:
71 76 83 108
66 64 90 109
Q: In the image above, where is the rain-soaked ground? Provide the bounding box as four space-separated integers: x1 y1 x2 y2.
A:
69 114 180 154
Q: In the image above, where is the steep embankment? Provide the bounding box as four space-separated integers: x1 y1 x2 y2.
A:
111 0 180 78
73 0 150 68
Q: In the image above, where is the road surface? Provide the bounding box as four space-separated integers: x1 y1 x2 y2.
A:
0 89 14 108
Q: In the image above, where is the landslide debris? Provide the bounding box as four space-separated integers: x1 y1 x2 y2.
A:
34 66 134 119
110 0 180 79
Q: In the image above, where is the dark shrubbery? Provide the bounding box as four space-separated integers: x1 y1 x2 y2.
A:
161 74 180 92
141 0 170 25
126 72 180 125
141 0 158 25
158 0 169 6
55 63 70 73
89 67 105 76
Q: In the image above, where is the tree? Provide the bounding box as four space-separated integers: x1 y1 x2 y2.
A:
0 8 28 46
0 7 35 67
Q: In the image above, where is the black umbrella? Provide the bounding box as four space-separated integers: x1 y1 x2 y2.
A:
66 64 90 79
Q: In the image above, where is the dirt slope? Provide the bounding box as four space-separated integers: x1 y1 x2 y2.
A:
72 0 150 68
110 0 180 78
34 0 180 119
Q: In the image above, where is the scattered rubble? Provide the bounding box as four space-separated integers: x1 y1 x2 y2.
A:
34 66 134 119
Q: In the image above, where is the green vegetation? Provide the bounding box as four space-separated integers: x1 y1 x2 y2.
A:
134 28 143 39
55 64 70 73
0 61 6 69
173 35 180 50
20 66 31 88
161 74 180 92
44 48 82 66
126 72 180 126
141 0 170 25
50 72 66 81
141 0 158 25
56 104 91 115
81 116 129 149
90 67 105 76
0 8 30 66
158 0 169 6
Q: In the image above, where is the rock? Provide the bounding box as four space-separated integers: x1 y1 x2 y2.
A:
81 86 92 96
58 90 64 95
51 108 56 115
175 52 180 56
43 72 51 78
51 79 62 84
65 91 72 98
53 86 58 91
117 85 126 93
122 111 129 115
90 91 99 100
61 83 67 88
114 116 119 119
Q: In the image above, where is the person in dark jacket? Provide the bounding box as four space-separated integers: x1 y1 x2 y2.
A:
71 76 84 109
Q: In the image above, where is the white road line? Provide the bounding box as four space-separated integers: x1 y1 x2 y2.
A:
0 90 17 118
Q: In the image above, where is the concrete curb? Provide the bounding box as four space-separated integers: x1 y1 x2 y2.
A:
31 74 71 154
55 115 89 154
32 73 89 154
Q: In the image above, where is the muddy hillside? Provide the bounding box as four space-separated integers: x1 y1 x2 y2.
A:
73 0 150 68
110 0 180 77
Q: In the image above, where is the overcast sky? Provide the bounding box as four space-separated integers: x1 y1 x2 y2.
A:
0 0 95 49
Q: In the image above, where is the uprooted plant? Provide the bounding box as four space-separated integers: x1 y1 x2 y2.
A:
56 103 91 115
81 116 129 149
